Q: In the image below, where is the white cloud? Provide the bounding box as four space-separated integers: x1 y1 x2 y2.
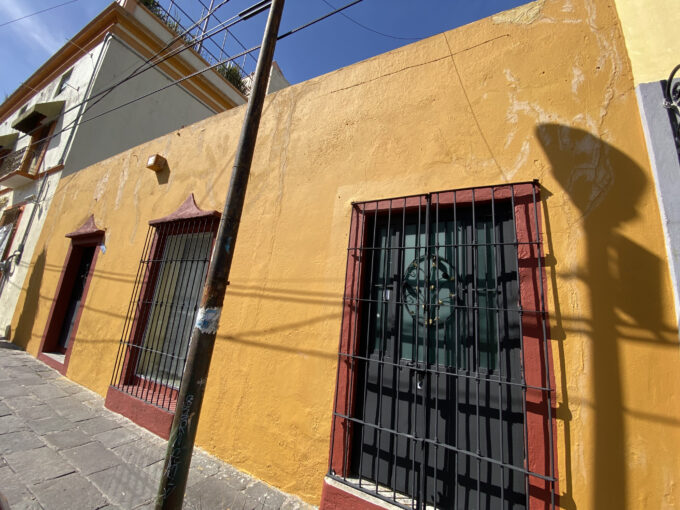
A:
0 0 68 55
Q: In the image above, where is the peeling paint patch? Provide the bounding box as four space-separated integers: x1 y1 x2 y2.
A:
195 307 222 334
492 0 545 24
93 171 109 202
571 67 584 94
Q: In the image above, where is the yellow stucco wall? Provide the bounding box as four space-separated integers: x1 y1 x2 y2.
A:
613 0 680 84
10 0 680 507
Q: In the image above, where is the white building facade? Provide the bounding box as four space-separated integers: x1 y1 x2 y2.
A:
0 0 246 337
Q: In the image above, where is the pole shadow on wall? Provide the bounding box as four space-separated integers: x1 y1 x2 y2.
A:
536 123 678 510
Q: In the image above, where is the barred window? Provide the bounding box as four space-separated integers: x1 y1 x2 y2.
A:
329 182 556 509
110 195 219 412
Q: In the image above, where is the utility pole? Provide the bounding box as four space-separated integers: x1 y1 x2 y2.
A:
155 1 285 507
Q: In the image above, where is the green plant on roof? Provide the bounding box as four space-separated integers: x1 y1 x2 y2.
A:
139 0 163 17
215 64 247 95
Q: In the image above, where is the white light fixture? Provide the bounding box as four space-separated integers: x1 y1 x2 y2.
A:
146 154 166 172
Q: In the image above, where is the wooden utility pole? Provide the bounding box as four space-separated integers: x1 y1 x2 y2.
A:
155 1 285 507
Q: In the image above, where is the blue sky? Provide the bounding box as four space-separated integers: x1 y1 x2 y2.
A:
0 0 529 100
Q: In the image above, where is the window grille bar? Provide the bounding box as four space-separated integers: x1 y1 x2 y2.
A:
110 216 217 413
155 217 194 406
531 184 556 510
346 295 549 317
491 188 505 505
334 352 551 391
110 224 154 388
331 183 554 509
510 185 531 510
329 414 556 482
433 192 440 510
140 219 182 405
453 189 459 510
472 189 481 510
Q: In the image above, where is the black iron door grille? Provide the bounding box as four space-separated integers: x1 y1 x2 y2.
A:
110 215 218 412
329 182 556 510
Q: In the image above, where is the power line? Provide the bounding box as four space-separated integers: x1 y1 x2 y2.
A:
81 0 239 116
3 0 257 151
320 0 421 41
0 0 79 29
1 0 366 168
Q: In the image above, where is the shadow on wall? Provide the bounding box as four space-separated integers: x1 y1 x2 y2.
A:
12 249 47 350
537 123 679 510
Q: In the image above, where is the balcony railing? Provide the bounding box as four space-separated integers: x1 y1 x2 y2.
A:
0 147 27 180
140 0 254 94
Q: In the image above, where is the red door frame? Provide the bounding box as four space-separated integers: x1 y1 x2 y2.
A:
324 182 558 509
38 216 104 375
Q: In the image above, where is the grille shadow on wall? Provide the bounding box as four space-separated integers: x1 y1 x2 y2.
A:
109 195 219 415
328 182 556 509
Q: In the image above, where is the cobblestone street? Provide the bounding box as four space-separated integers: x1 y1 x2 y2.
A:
0 342 314 510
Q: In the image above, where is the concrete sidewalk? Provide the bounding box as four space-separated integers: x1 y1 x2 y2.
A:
0 342 314 510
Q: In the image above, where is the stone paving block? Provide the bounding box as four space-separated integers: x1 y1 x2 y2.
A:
52 399 98 421
31 472 109 510
43 429 92 450
4 446 76 485
187 451 222 487
186 475 244 510
28 383 69 401
16 404 58 421
219 464 252 492
0 414 29 434
142 460 163 483
28 415 77 435
245 480 287 509
94 426 140 448
0 465 36 506
113 439 167 469
0 430 45 454
0 384 31 398
6 497 43 510
89 463 156 509
60 441 123 475
77 416 121 435
0 400 11 417
14 375 50 387
35 370 60 380
4 395 42 410
5 366 39 376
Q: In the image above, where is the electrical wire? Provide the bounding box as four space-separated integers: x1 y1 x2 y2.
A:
320 0 421 41
0 0 366 169
0 0 79 29
2 0 260 153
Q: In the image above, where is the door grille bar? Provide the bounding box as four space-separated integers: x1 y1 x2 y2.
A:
329 182 556 510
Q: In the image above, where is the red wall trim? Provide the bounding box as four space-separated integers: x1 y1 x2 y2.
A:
321 480 389 510
325 182 558 509
105 386 173 439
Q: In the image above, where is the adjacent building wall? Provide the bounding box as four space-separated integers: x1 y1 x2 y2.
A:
0 39 107 332
63 35 216 175
613 0 678 85
10 0 680 508
614 0 680 329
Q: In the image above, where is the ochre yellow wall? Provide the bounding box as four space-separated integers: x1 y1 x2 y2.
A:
11 0 680 507
613 0 680 84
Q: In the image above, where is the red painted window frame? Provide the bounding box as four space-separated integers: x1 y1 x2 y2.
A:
0 203 25 263
324 182 558 510
105 195 220 439
38 216 104 375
